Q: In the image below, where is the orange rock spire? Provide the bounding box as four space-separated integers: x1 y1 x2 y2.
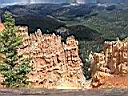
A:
17 26 86 89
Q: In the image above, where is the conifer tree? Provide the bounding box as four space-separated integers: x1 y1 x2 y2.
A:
0 12 32 88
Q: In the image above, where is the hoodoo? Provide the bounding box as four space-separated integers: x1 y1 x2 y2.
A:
16 26 86 89
91 38 128 88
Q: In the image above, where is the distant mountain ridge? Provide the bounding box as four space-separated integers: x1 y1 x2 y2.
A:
97 0 128 4
0 3 102 41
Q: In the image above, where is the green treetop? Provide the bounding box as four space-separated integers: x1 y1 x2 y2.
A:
0 12 32 88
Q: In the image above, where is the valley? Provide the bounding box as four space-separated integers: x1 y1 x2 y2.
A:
0 3 128 90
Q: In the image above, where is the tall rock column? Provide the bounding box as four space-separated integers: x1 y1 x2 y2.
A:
17 26 86 89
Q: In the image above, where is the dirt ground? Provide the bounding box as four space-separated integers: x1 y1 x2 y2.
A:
0 88 128 96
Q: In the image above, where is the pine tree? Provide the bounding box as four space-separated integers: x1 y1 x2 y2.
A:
0 12 32 88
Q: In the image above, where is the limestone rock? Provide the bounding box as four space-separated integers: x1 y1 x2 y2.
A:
91 39 128 88
17 26 86 89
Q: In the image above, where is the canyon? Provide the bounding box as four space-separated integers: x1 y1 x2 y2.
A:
13 26 128 89
1 22 128 89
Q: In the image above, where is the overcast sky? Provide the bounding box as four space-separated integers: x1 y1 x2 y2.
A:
0 0 97 5
0 0 67 4
0 0 125 5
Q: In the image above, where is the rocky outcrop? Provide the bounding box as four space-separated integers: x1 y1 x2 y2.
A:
0 23 4 32
91 39 128 88
17 26 85 89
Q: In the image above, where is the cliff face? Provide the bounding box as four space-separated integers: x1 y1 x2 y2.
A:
17 26 85 89
91 39 128 88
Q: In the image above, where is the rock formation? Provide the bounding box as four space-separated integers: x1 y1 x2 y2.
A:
0 23 4 32
17 26 85 89
91 38 128 88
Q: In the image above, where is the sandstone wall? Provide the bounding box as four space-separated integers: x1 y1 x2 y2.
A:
91 39 128 88
17 26 85 89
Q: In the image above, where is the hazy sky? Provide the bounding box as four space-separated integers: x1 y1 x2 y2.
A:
0 0 67 4
0 0 96 4
0 0 125 5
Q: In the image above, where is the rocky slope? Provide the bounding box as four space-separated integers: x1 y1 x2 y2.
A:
16 26 86 89
90 38 128 88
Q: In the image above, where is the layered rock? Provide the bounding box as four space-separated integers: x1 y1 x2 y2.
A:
17 26 85 89
91 39 128 88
